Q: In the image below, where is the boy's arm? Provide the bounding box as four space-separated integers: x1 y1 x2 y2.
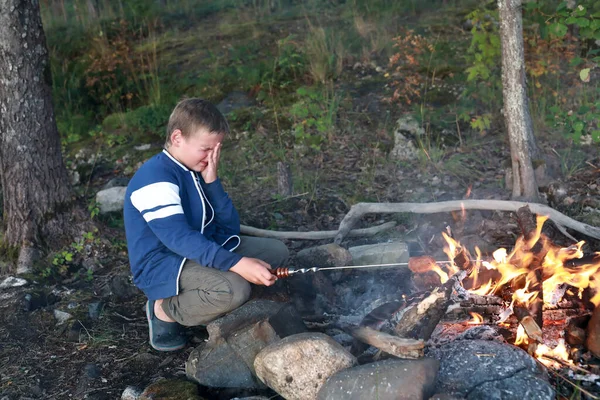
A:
131 180 242 270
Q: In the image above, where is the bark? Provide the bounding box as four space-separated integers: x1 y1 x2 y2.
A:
0 0 78 269
276 161 292 197
498 0 540 201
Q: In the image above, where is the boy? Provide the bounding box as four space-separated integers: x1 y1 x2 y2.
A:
124 98 289 351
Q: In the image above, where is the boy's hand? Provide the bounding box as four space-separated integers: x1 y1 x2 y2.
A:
201 142 221 184
230 257 277 286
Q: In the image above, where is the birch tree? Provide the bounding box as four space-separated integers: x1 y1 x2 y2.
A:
498 0 540 201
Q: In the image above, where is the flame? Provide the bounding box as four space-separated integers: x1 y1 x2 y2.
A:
535 340 572 367
514 324 528 346
435 214 600 365
468 312 484 324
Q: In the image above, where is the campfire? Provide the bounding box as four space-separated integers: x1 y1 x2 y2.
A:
408 205 600 370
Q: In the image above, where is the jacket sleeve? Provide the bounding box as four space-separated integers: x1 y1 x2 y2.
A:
130 177 242 271
202 177 241 236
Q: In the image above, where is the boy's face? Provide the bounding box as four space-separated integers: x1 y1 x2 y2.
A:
169 127 224 172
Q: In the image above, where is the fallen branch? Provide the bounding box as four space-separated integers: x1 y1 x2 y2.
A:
334 200 600 244
240 221 395 240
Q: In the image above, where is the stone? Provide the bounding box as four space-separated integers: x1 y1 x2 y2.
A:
102 177 130 190
134 144 152 151
54 309 73 325
586 305 600 357
427 340 555 399
0 276 28 289
348 241 409 266
296 244 352 269
206 299 285 343
187 301 306 389
96 186 127 214
230 397 270 400
390 115 424 161
88 302 104 320
109 275 138 299
121 386 142 400
139 379 203 400
317 358 439 400
254 332 356 400
84 363 102 379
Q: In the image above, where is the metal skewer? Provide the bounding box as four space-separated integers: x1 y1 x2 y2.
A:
273 259 482 278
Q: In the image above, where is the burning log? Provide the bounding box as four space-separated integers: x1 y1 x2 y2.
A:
515 205 545 330
393 270 468 340
513 303 543 343
350 326 424 359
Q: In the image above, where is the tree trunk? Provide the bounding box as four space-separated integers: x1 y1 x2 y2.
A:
498 0 539 201
0 0 77 271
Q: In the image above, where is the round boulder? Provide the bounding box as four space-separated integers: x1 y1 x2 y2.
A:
254 332 356 400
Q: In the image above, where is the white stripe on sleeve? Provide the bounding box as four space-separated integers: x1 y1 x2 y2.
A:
143 205 184 222
131 182 181 212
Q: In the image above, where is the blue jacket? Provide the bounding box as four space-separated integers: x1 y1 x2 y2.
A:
123 150 242 300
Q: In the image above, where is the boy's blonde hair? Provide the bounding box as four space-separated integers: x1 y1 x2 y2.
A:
165 98 230 147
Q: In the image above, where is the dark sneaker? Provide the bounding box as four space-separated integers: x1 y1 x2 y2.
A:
146 300 187 352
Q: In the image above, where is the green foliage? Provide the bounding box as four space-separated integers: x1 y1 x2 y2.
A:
259 35 307 95
102 103 171 140
548 103 600 143
289 86 340 150
42 230 99 279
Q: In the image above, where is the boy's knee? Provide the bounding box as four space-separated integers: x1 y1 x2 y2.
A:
269 239 289 268
228 273 251 309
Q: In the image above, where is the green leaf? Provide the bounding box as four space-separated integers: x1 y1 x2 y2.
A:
524 1 538 11
592 130 600 142
549 23 568 37
580 68 591 82
565 16 578 24
576 18 590 27
573 121 585 132
569 57 583 66
556 2 568 12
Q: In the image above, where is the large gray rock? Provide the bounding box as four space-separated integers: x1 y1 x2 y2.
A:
186 301 306 389
96 186 127 213
296 243 352 269
254 332 356 400
206 299 290 343
348 241 410 266
317 358 439 400
427 340 555 399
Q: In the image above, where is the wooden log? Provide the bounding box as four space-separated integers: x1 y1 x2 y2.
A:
351 326 424 359
333 200 600 244
515 205 545 329
240 221 396 240
392 270 467 340
514 304 543 342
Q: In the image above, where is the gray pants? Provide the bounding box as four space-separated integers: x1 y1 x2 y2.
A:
162 236 288 326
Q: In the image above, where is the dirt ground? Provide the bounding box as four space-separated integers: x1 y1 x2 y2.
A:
2 133 600 399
